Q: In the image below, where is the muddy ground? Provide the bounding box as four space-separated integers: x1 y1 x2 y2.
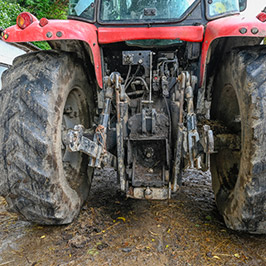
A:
0 169 265 266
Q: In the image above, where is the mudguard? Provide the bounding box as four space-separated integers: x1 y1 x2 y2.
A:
201 15 266 86
2 19 103 87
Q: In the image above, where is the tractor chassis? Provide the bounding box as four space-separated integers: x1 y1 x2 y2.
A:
65 71 215 200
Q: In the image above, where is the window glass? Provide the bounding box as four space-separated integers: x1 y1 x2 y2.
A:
99 0 197 22
207 0 239 18
69 0 96 20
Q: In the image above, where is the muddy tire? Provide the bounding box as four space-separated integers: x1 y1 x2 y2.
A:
211 46 266 234
0 51 95 224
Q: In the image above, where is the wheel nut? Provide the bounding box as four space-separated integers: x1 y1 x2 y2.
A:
146 152 152 158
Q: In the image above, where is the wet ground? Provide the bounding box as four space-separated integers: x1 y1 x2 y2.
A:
0 169 265 266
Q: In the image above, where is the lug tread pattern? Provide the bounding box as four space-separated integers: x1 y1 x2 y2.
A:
0 50 88 224
212 46 266 233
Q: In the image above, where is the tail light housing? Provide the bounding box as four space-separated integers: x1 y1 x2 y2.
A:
257 7 266 22
39 18 49 27
16 12 34 29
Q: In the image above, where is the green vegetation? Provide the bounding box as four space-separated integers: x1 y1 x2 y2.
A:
0 0 68 29
0 0 25 29
0 0 68 49
16 0 68 20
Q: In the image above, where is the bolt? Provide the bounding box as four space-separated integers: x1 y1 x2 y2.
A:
145 147 154 158
146 153 152 158
239 28 247 34
56 31 63 38
46 32 53 38
144 187 152 199
64 106 73 114
251 28 259 34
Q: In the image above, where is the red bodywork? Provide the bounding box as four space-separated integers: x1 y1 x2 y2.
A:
2 14 266 88
201 15 266 86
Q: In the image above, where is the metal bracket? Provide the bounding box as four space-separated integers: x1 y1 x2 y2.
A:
67 125 117 169
202 124 214 169
178 71 214 171
127 185 171 200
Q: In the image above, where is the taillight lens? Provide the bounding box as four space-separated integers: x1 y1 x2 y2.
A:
16 12 34 29
39 18 49 27
257 7 266 22
257 12 266 22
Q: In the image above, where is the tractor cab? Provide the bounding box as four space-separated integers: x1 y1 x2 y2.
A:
68 0 245 24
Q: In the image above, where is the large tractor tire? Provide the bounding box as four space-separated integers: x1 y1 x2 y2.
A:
0 50 95 224
211 46 266 234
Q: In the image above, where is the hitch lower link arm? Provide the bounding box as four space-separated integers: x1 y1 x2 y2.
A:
66 125 117 169
66 73 122 170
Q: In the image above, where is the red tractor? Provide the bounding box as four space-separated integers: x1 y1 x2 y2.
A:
0 0 265 233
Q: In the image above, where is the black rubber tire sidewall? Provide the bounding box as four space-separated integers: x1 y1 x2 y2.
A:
211 46 266 233
0 50 94 224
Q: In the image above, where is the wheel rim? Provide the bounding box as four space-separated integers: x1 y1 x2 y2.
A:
61 87 89 192
211 84 241 191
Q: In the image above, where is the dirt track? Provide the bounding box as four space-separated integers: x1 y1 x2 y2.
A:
0 169 265 266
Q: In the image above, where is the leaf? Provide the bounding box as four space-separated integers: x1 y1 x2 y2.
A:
205 215 212 221
234 253 241 258
149 231 158 236
117 217 126 222
40 235 46 239
87 248 99 256
213 255 220 259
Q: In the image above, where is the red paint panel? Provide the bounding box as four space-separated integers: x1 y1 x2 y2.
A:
200 15 266 86
3 20 103 88
98 26 204 44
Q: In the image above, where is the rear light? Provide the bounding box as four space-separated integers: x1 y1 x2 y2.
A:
16 12 34 29
257 12 266 22
39 18 49 27
257 7 266 22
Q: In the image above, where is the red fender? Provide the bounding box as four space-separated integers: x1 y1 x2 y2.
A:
201 15 266 86
2 20 103 88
